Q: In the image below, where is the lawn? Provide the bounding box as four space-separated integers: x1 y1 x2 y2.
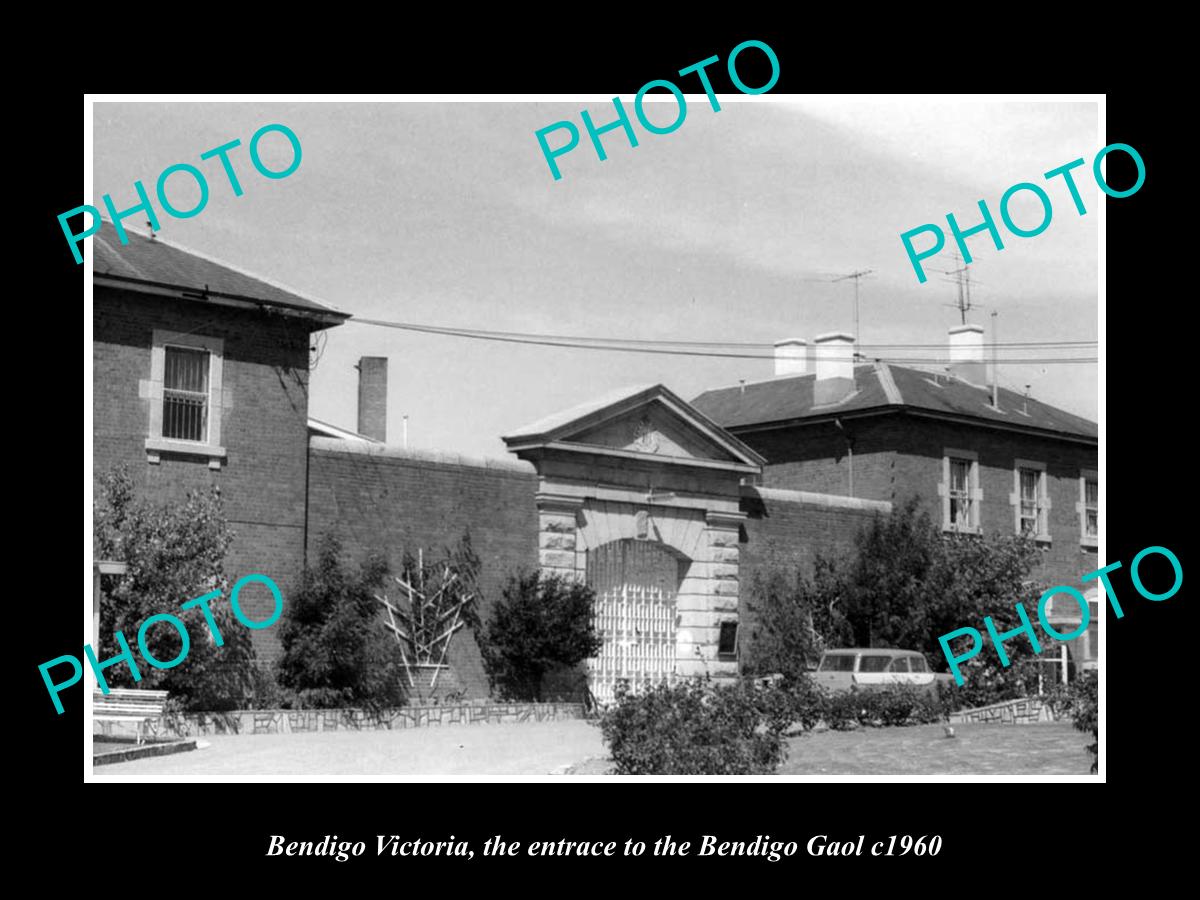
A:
92 720 607 780
777 722 1094 775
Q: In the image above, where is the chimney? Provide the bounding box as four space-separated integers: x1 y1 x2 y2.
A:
948 325 986 386
356 356 388 442
773 339 808 377
813 332 855 405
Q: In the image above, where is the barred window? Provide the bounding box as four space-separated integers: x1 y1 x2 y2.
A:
162 346 210 442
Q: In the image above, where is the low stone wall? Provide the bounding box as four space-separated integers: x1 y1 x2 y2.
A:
154 702 587 736
947 697 1057 725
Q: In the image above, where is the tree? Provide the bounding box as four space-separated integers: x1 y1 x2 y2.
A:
744 497 1049 706
479 572 603 701
93 466 257 711
276 534 406 710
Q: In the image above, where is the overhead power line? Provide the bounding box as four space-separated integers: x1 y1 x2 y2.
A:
346 316 1097 364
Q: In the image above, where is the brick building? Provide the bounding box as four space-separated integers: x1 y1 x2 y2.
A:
92 228 348 659
692 327 1100 674
91 233 1096 697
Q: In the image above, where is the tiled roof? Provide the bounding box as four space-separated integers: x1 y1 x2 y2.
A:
691 362 1097 441
93 226 347 320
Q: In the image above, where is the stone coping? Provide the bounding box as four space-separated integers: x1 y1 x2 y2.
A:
153 702 588 736
743 485 892 512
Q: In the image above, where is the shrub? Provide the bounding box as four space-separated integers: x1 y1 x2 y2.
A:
1046 671 1098 772
744 498 1049 709
276 534 406 710
824 686 946 730
600 679 787 775
748 675 830 734
479 572 602 702
93 466 256 711
824 691 862 731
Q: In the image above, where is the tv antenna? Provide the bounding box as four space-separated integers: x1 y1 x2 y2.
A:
799 269 874 359
926 252 978 324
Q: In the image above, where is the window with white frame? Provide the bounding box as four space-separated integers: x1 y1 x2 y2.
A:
163 346 210 442
940 450 981 533
1011 461 1050 540
145 330 226 468
1078 470 1098 547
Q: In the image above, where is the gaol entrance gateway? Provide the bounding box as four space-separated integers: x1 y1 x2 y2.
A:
502 385 766 704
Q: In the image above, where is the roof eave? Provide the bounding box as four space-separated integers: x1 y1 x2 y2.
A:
94 273 350 327
724 404 1098 446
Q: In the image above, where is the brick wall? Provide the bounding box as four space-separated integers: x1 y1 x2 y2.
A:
739 413 1099 587
93 286 318 660
738 489 891 659
305 440 540 697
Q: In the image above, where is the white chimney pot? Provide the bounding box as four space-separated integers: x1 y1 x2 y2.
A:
773 339 808 376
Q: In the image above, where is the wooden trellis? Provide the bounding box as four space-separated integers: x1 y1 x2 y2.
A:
374 549 477 689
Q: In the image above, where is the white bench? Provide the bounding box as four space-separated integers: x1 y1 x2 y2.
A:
93 689 170 744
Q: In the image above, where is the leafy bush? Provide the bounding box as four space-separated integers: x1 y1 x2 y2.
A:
94 466 256 711
744 498 1049 708
600 679 788 775
479 572 602 702
822 686 946 730
748 675 830 734
1045 671 1098 772
276 534 406 710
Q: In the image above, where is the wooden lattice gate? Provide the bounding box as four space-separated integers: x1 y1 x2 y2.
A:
586 539 683 706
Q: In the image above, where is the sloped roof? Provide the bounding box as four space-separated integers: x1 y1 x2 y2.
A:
93 226 348 323
691 362 1097 442
503 383 766 470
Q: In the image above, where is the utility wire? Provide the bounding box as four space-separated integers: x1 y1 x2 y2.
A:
346 317 1096 364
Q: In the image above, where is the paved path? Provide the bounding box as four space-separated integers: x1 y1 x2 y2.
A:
94 720 606 781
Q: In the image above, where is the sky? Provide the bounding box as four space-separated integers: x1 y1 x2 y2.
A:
91 98 1099 459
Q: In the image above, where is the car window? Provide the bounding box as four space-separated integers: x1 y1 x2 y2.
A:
858 655 891 672
908 656 928 672
889 657 910 673
819 655 856 672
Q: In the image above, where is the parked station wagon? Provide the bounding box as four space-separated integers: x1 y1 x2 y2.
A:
813 648 951 694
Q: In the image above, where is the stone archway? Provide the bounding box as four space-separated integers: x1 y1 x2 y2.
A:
502 385 766 701
585 538 689 704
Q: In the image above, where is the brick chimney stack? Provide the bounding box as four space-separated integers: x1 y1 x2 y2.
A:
356 356 388 442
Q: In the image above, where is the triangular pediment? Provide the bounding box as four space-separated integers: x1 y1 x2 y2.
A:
502 385 765 471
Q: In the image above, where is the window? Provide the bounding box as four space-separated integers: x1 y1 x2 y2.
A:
950 459 973 527
717 621 738 660
1011 460 1050 541
163 346 210 441
940 449 981 533
1078 470 1099 548
888 657 910 673
819 654 856 672
858 655 891 673
908 656 928 673
145 330 226 468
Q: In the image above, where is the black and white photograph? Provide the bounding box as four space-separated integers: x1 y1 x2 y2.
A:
77 92 1110 785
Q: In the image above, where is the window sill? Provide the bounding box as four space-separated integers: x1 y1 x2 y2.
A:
942 525 982 536
146 437 227 469
1080 539 1099 552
